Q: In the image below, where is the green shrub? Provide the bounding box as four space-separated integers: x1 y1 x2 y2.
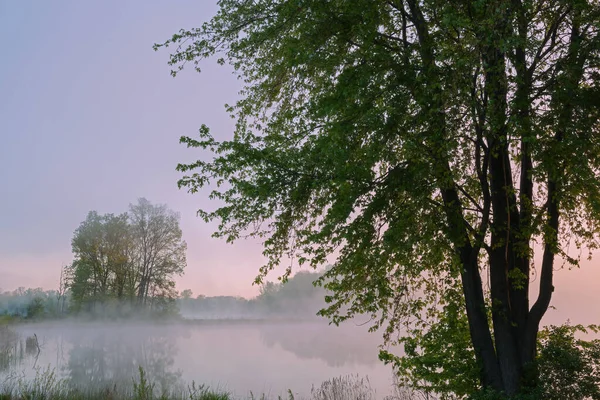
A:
25 298 45 319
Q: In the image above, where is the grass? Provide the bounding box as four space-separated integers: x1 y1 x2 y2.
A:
0 370 431 400
0 317 16 325
0 366 233 400
310 375 375 400
0 326 22 373
0 367 429 400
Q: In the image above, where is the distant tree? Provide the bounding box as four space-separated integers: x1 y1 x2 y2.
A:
129 198 187 306
68 199 186 313
70 211 133 309
257 282 280 313
158 0 600 396
56 265 70 315
68 259 94 312
254 271 327 316
26 297 45 319
103 212 134 300
180 289 193 299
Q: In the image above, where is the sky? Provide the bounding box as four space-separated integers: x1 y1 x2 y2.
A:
0 1 598 325
0 0 273 298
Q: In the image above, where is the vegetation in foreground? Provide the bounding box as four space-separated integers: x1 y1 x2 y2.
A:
0 367 230 400
0 367 422 400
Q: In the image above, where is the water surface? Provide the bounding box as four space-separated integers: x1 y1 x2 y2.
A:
1 320 395 398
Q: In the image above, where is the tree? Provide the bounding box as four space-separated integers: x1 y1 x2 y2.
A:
70 211 133 309
56 265 70 315
407 320 600 400
26 297 45 319
255 271 328 316
103 211 134 300
157 0 600 396
129 198 187 307
536 324 600 400
180 289 193 299
68 199 186 312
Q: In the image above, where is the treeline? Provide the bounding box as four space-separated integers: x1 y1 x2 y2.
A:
0 270 328 320
0 288 68 319
178 270 328 319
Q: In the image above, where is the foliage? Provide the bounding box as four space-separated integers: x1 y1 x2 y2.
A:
132 366 155 400
536 324 600 400
385 319 600 400
69 211 133 309
157 0 600 395
0 287 67 319
25 298 45 320
380 285 479 399
0 365 232 400
310 375 374 400
0 365 393 400
68 198 186 315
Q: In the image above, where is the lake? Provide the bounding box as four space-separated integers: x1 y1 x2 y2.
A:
0 320 396 398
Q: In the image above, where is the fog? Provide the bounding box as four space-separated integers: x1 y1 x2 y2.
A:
1 320 394 398
0 270 398 398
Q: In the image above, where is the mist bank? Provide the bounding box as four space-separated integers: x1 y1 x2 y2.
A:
0 270 332 321
178 271 328 320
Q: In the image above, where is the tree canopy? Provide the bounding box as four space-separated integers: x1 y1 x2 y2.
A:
156 0 600 397
69 198 186 314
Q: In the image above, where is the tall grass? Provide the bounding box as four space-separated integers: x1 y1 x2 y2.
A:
310 375 375 400
0 366 233 400
0 365 427 400
0 326 21 373
0 325 42 375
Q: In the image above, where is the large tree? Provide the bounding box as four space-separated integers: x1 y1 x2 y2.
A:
157 0 600 396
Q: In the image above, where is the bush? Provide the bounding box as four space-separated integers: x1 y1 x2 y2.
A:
537 324 600 400
26 297 45 319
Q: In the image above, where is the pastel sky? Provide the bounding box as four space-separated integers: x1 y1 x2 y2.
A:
0 1 598 325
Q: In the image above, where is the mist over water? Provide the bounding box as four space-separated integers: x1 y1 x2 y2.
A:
1 320 395 398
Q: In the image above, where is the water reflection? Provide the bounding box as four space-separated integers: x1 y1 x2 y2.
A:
64 326 182 392
0 327 40 373
259 323 381 367
2 322 393 397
